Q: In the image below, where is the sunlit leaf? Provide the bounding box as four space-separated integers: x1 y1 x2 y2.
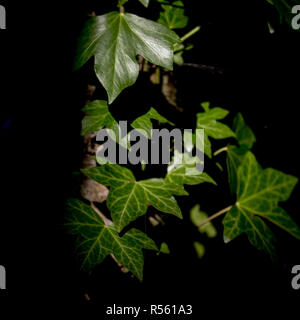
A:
82 164 183 232
74 12 180 103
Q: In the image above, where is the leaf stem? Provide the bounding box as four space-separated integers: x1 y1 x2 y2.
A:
213 146 228 157
181 26 201 43
197 205 233 228
90 202 113 226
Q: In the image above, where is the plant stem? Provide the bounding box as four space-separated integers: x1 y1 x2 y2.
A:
90 202 113 226
213 146 228 157
181 26 201 43
197 205 233 228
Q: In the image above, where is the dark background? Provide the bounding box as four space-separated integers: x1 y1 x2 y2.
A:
1 0 299 316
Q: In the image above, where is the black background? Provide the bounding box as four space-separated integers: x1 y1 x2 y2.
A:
1 0 300 316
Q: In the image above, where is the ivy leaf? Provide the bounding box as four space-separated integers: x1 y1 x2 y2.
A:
223 152 300 259
131 107 174 139
167 153 216 186
190 204 217 238
74 12 180 103
139 179 183 216
226 145 248 193
139 0 150 7
196 102 235 158
81 164 182 232
232 113 256 149
267 0 300 28
227 113 255 193
65 198 158 281
166 130 216 187
158 1 188 30
193 241 205 259
159 242 170 254
81 100 117 136
196 103 235 140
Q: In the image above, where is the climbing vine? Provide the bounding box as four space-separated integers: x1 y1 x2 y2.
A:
67 0 300 281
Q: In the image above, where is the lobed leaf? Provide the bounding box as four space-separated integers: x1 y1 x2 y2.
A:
223 152 300 259
131 107 174 139
81 100 117 136
65 198 158 280
158 0 188 30
226 113 256 193
74 12 180 103
196 102 235 158
82 164 183 232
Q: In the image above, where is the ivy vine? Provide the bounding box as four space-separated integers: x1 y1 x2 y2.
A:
67 0 300 281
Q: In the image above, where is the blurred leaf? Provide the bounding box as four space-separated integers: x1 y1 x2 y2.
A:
193 241 205 259
139 0 150 7
158 1 189 29
159 242 170 254
190 204 217 238
267 0 300 28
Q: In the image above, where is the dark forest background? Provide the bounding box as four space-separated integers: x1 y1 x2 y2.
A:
1 0 299 316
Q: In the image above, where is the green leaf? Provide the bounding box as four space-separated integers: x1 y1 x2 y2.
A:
226 145 248 193
203 133 212 158
193 241 205 259
81 100 117 136
81 164 182 232
139 179 183 217
65 198 158 280
139 0 150 7
233 113 256 149
226 113 255 192
196 102 235 158
74 12 180 103
196 103 235 140
159 242 170 254
190 204 217 238
166 132 216 189
174 51 184 65
267 0 300 28
223 152 300 259
158 1 188 30
131 107 174 139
